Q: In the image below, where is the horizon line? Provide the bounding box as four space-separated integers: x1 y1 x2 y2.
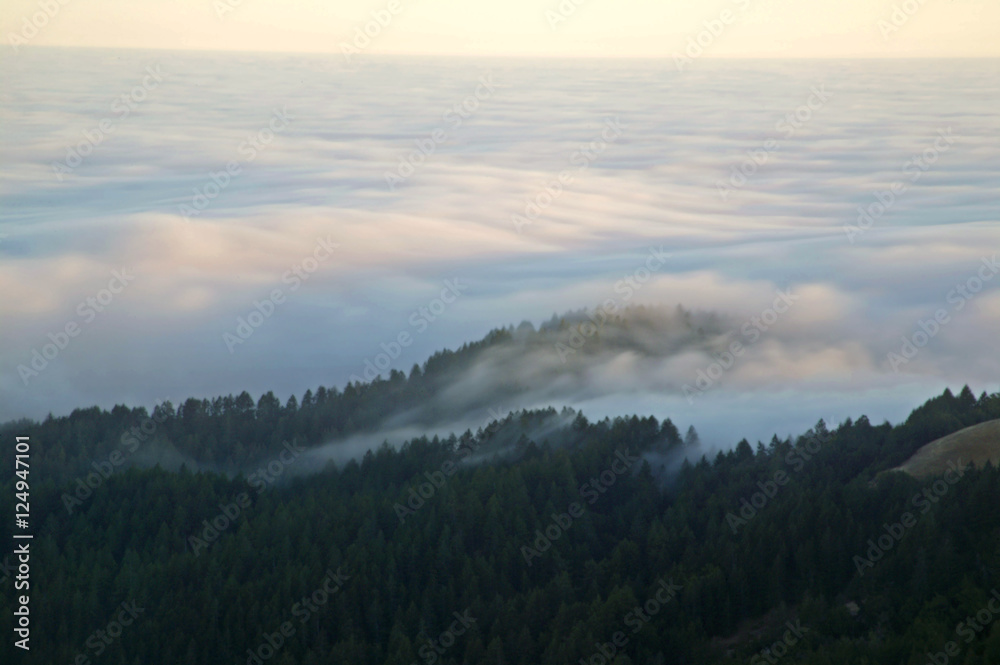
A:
6 45 1000 60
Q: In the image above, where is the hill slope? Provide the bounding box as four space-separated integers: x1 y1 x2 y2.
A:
895 418 1000 479
2 386 1000 664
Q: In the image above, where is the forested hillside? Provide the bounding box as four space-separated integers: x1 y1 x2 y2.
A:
0 307 731 480
2 380 1000 664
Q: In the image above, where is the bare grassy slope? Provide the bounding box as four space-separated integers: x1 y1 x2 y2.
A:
896 419 1000 479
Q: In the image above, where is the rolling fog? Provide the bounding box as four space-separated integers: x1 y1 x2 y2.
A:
1 51 998 447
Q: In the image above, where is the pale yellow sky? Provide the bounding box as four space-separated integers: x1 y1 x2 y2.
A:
2 0 998 57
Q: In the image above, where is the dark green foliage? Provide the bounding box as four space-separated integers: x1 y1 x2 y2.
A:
1 387 999 664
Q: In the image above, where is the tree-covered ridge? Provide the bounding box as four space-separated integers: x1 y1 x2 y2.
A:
0 305 727 480
2 386 1000 664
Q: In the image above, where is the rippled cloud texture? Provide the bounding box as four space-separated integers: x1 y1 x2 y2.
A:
1 50 997 445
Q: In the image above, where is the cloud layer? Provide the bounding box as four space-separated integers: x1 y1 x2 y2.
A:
1 50 997 445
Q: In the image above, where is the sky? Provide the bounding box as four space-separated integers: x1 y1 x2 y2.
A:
2 0 999 58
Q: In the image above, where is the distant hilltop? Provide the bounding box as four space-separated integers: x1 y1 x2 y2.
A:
894 419 1000 479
